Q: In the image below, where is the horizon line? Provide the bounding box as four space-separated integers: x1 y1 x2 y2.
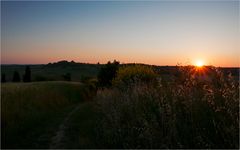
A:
1 61 239 68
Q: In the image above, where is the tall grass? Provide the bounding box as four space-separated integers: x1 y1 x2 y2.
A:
1 81 91 148
95 66 239 148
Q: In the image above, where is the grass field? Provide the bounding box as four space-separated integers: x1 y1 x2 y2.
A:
1 81 96 148
1 65 239 149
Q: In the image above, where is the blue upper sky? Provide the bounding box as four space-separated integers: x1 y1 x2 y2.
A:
1 1 239 66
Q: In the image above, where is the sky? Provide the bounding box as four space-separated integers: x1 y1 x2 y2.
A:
1 1 239 67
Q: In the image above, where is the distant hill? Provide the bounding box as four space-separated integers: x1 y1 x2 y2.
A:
1 60 239 82
1 60 101 82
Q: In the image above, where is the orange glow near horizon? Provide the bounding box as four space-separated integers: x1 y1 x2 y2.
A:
1 54 239 68
1 1 238 67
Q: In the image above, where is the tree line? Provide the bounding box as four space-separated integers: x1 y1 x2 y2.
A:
1 66 31 83
1 60 118 84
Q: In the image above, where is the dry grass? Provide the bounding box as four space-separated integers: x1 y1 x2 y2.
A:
95 66 239 148
1 81 89 148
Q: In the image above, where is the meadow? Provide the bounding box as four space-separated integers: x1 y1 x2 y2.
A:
1 81 96 148
1 62 239 149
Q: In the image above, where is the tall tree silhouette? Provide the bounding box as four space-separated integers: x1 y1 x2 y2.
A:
12 71 21 82
1 73 6 83
23 66 31 82
98 60 119 87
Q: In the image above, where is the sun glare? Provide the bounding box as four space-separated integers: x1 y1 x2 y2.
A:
195 60 204 67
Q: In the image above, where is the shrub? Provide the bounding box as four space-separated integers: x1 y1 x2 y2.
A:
113 65 158 88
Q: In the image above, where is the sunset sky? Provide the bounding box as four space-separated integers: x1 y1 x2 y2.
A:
1 1 239 67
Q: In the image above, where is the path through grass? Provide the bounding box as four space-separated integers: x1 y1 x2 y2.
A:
59 102 99 148
1 81 94 148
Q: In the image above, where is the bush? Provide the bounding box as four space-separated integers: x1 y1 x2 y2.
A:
113 65 158 88
97 60 119 87
95 66 239 149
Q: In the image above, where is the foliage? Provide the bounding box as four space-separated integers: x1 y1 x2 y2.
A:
95 66 239 149
12 71 21 82
97 60 120 87
23 66 31 82
113 65 158 88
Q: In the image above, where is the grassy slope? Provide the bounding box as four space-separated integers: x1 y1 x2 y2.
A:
1 81 93 148
1 63 101 82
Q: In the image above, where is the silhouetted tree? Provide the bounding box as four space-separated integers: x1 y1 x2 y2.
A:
12 71 21 82
23 66 31 82
98 60 120 87
1 73 6 83
63 73 71 81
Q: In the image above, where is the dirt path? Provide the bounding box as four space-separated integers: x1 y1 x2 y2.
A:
49 104 82 149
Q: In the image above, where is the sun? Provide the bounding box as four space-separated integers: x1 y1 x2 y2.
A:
195 60 204 67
